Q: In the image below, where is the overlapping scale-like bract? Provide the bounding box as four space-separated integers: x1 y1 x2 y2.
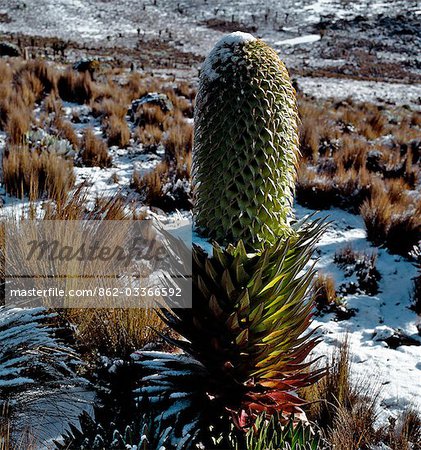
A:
194 32 299 249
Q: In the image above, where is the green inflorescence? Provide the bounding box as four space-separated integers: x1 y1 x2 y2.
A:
194 33 300 249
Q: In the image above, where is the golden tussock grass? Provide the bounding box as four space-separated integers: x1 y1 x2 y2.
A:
4 188 163 359
135 104 167 128
164 88 194 118
57 69 95 104
361 185 420 256
313 272 339 311
2 145 75 202
92 97 128 120
297 95 420 254
80 128 112 168
6 109 31 146
302 339 381 449
163 116 193 160
132 161 168 207
335 136 367 170
103 115 131 148
52 115 80 150
43 93 63 116
66 308 166 358
296 163 373 212
357 108 388 140
135 124 163 148
124 72 163 101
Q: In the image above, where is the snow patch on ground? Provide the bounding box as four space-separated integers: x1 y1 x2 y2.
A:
297 77 421 110
276 34 321 46
294 204 421 424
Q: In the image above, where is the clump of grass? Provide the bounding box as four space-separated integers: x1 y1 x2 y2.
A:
132 152 192 211
103 115 131 148
2 145 75 202
384 409 421 450
6 109 31 146
313 273 339 312
135 124 163 150
164 88 194 118
361 188 420 256
17 60 57 98
66 308 166 358
92 97 127 121
43 92 63 116
358 108 388 140
57 69 94 104
303 339 379 449
132 162 168 207
163 117 193 161
80 128 112 168
296 164 373 212
134 104 166 128
52 116 79 150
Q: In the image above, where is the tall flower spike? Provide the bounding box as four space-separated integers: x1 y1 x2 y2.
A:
194 32 299 249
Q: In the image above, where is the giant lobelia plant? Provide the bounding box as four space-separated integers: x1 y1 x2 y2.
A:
135 32 326 449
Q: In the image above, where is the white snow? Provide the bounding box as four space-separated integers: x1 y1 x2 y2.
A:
297 77 421 110
275 34 321 46
294 204 421 424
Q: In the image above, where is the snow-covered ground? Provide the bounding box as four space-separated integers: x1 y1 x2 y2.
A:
295 204 421 425
0 0 419 103
297 77 421 110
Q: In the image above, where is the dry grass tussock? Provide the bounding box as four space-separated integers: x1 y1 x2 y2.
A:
297 94 421 256
2 145 75 202
313 272 340 312
3 188 162 359
0 58 196 211
57 68 95 104
132 150 192 211
135 124 163 150
163 112 193 160
361 184 421 256
66 308 166 358
51 115 80 150
80 128 112 168
103 115 130 148
302 339 421 449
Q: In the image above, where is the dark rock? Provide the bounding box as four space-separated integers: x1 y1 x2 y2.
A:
72 59 100 74
130 92 173 121
0 41 21 57
384 333 421 349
